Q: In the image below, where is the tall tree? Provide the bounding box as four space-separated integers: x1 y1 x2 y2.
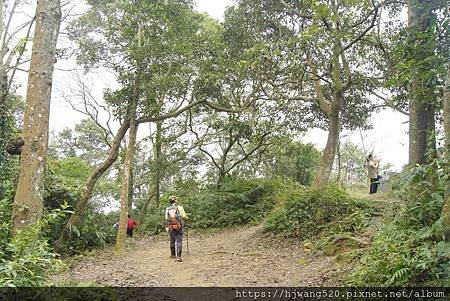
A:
446 69 450 165
436 65 450 241
58 0 230 241
407 0 437 165
51 119 111 164
10 0 61 236
153 108 163 208
225 0 387 189
263 139 320 186
115 25 141 253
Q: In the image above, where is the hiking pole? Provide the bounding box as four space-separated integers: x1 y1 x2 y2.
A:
186 223 189 255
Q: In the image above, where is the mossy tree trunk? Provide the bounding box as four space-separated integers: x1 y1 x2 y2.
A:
154 109 162 208
128 168 134 214
115 24 142 254
407 0 436 165
311 26 345 190
10 0 61 237
436 66 450 241
312 108 340 190
115 104 138 253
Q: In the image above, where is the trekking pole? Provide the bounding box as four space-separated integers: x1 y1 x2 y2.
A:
186 223 189 255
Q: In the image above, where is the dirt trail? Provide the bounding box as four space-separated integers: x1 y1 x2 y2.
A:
51 225 344 287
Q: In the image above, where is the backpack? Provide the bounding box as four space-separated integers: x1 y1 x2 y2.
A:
166 205 182 231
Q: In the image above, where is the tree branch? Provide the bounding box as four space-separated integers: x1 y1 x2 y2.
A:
7 16 35 91
225 132 271 174
371 90 409 116
342 4 379 52
137 99 205 124
279 0 314 19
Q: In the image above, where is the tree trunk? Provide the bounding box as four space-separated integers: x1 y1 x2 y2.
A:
116 150 125 191
216 135 234 187
10 0 61 237
409 100 434 165
115 23 142 253
336 140 342 186
115 109 138 253
0 0 7 106
0 67 7 105
426 104 436 161
407 0 435 165
58 120 130 243
445 67 450 153
435 66 450 241
128 169 134 214
0 45 7 103
217 171 225 188
154 118 162 208
311 109 340 190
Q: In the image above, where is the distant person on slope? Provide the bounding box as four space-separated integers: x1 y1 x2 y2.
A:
113 220 119 231
165 196 188 262
366 153 380 194
127 215 138 237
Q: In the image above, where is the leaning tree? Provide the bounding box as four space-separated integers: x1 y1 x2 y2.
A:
223 0 393 189
58 0 249 246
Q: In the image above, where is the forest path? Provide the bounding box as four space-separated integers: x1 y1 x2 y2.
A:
51 224 344 287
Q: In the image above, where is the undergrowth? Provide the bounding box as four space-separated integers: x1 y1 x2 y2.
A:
349 155 449 286
139 178 288 234
0 202 69 287
263 185 376 244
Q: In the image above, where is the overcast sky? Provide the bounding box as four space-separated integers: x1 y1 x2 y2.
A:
43 0 409 172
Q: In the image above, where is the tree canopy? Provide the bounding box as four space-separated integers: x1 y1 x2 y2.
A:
0 0 448 289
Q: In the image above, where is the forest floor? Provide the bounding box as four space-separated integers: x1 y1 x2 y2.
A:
50 223 349 287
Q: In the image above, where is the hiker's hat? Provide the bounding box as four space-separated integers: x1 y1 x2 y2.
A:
169 195 177 203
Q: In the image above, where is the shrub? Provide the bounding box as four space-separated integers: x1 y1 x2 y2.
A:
182 178 283 229
52 208 118 255
350 156 449 286
350 221 449 286
264 185 374 239
44 157 90 210
268 141 321 186
0 204 69 287
139 178 285 233
43 157 119 255
138 206 166 235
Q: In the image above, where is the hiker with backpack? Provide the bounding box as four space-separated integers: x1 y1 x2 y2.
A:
127 215 138 237
165 196 188 262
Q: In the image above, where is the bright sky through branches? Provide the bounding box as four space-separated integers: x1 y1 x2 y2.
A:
46 0 409 172
193 0 409 171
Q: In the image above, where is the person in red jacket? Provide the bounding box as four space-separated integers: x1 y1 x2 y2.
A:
127 215 137 237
